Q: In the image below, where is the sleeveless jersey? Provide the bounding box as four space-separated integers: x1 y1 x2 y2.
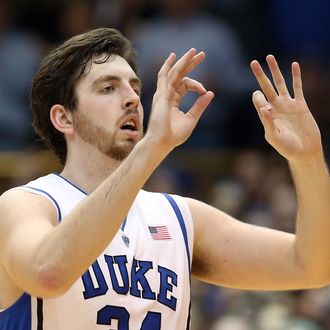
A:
0 173 194 329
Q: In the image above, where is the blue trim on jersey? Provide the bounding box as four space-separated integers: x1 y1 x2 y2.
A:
25 186 62 222
52 173 88 195
0 293 31 330
162 193 191 272
162 193 191 330
120 217 127 231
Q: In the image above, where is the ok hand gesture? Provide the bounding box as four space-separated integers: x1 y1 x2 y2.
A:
251 55 323 163
146 49 214 154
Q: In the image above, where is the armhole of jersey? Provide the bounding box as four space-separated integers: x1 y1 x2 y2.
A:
162 193 193 330
0 293 32 329
15 186 62 223
162 193 192 273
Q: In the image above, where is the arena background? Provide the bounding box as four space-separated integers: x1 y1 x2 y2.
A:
0 0 329 329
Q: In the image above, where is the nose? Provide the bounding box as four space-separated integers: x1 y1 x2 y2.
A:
123 85 140 109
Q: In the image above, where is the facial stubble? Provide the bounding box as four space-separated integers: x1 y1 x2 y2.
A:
72 111 140 161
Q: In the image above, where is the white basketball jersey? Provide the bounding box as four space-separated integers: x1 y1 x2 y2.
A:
0 173 194 329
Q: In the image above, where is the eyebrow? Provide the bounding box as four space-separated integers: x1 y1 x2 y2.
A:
91 75 142 90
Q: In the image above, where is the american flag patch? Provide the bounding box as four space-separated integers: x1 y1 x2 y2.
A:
148 226 171 240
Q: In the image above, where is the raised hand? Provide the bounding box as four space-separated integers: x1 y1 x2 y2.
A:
250 55 323 163
145 48 214 153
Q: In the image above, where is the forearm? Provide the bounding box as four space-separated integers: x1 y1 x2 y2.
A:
290 153 330 284
34 139 168 295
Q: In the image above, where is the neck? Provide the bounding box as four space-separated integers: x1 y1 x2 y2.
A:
60 148 123 194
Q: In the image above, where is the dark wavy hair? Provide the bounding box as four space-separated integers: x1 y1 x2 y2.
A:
30 28 138 165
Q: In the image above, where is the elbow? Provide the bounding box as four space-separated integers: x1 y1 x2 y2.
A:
35 264 71 298
300 266 330 289
314 269 330 288
294 247 330 288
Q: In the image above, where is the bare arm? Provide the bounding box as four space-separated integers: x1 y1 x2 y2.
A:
190 198 303 290
251 55 330 284
0 49 214 298
191 55 330 290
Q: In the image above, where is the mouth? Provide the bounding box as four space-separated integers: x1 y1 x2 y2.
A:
119 115 140 134
120 120 137 131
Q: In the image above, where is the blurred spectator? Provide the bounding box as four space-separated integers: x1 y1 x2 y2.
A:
95 0 157 36
211 315 252 330
145 163 194 196
209 178 246 218
257 299 290 330
0 0 42 149
208 0 269 58
230 150 271 224
57 0 96 41
286 289 330 330
268 182 296 232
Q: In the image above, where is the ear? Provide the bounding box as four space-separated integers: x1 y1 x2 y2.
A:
50 104 74 135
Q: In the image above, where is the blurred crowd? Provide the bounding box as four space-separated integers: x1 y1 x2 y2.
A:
0 0 330 329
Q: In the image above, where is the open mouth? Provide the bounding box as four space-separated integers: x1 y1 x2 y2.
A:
120 119 138 132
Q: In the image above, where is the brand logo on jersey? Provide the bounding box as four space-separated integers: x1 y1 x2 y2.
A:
81 255 178 311
121 235 130 247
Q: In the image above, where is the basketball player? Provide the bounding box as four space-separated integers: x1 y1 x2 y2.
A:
0 28 329 329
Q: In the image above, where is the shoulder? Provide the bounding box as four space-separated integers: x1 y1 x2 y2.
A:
0 187 40 209
0 186 59 232
0 174 57 209
183 197 234 248
184 196 231 220
184 197 224 220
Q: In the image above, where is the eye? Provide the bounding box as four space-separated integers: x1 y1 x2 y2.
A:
131 85 142 97
100 85 115 94
133 88 142 97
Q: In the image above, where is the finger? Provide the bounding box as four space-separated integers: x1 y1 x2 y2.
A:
177 52 206 79
292 61 304 100
176 77 207 97
250 59 278 102
157 52 177 91
187 91 214 121
266 55 290 97
252 90 274 131
169 48 197 77
169 50 206 88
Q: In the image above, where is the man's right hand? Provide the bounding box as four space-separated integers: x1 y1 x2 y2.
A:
145 49 214 155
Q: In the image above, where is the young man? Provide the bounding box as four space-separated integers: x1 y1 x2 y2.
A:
0 28 329 329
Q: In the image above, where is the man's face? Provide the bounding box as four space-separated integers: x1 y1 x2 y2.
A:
72 55 144 160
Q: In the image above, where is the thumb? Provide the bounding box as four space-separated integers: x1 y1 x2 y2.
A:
188 91 214 121
252 90 274 132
